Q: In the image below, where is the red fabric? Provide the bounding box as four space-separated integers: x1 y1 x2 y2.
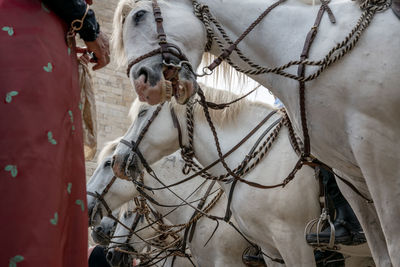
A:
0 1 88 266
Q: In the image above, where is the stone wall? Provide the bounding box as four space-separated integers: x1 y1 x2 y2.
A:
84 0 136 179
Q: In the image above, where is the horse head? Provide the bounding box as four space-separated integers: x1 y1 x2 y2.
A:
91 211 119 246
112 0 206 105
87 138 137 227
107 200 174 267
112 99 181 181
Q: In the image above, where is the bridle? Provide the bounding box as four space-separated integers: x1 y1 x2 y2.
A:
126 0 194 104
87 176 118 222
119 104 163 190
113 197 189 267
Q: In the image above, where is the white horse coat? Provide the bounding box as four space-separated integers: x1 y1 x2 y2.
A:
87 144 249 267
111 0 400 265
107 201 194 267
112 88 374 266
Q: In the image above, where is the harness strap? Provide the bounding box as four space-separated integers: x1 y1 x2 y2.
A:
87 175 118 219
170 105 183 148
141 109 278 191
304 160 373 203
202 85 260 110
224 117 282 221
207 0 286 71
188 180 217 242
298 1 336 157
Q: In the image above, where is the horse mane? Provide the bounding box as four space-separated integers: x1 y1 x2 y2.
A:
171 83 275 126
119 199 136 215
201 52 250 93
129 98 142 122
111 0 146 67
97 137 122 164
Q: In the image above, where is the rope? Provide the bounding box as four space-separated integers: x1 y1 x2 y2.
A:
192 0 391 81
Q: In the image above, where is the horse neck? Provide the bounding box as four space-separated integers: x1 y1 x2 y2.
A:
197 0 327 130
180 101 278 192
141 156 217 231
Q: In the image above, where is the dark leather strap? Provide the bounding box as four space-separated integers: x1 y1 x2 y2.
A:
126 0 190 77
170 105 183 148
188 180 217 242
87 176 118 218
224 117 282 221
207 0 286 71
202 85 260 110
297 1 336 157
392 0 400 18
143 110 278 191
304 160 373 203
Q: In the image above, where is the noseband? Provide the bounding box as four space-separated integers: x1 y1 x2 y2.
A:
119 104 163 188
87 176 118 221
126 0 194 103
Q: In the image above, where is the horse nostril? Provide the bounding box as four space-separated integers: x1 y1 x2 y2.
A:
138 67 150 83
106 251 113 261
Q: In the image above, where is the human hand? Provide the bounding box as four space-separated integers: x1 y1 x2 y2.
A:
84 31 110 70
76 47 91 65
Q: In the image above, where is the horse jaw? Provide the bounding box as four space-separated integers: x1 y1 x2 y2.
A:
88 203 103 226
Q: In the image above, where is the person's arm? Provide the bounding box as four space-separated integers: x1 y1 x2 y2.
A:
43 0 110 70
42 0 99 41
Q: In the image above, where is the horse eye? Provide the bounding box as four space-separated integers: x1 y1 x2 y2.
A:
104 160 111 168
138 109 148 117
134 10 146 25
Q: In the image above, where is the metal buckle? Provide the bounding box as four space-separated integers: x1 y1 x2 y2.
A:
162 59 192 70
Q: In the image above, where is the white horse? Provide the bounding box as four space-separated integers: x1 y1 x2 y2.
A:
111 0 400 265
112 87 374 266
108 201 194 267
91 210 120 246
87 140 249 267
87 137 137 227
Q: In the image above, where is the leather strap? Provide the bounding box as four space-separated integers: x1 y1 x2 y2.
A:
170 105 183 148
392 0 400 18
87 175 118 218
298 0 336 157
224 117 282 221
188 180 217 242
126 0 190 78
142 110 278 191
207 0 286 71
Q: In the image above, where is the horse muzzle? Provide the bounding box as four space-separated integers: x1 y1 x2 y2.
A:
91 225 112 246
132 58 196 105
107 246 136 267
112 152 142 181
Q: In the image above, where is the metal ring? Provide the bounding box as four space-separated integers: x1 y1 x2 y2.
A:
162 59 182 70
195 66 213 77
